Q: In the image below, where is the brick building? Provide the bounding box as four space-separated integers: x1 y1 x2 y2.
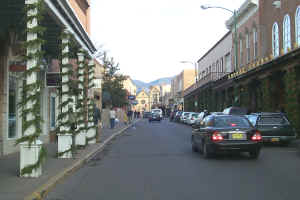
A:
184 0 300 132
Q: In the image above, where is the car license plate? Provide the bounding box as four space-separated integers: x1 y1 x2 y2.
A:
271 138 280 142
231 133 245 140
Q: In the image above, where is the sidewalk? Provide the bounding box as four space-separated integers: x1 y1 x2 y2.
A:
0 120 138 200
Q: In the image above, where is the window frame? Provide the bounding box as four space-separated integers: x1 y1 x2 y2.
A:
272 22 280 57
283 14 291 53
296 6 300 46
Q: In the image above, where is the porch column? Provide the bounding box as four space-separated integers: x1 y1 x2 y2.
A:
20 0 43 178
86 60 96 144
75 49 86 146
57 30 72 158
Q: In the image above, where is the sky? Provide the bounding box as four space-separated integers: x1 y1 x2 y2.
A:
90 0 244 83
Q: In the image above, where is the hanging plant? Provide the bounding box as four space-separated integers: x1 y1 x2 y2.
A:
16 0 47 176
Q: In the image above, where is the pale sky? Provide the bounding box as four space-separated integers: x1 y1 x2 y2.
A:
90 0 244 83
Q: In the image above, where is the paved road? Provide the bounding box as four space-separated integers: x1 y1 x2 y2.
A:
46 119 300 200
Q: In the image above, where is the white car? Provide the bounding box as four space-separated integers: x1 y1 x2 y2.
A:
186 113 199 125
180 112 192 123
151 109 163 118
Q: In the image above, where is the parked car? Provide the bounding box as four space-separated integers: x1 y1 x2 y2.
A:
180 112 192 123
149 113 161 122
143 112 152 118
183 112 194 124
245 112 297 146
191 114 263 159
223 106 248 115
186 113 199 125
193 110 209 127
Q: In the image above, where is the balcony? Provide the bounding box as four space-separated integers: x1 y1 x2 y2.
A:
184 72 230 96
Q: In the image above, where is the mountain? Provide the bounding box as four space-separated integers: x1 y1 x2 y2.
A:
133 77 173 93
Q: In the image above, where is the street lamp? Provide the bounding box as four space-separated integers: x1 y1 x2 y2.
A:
200 5 238 71
180 61 198 82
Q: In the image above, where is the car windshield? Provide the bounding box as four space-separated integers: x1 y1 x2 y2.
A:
184 113 190 116
257 115 289 125
152 110 161 113
192 114 198 117
214 116 252 128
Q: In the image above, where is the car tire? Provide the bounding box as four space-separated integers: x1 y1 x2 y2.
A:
249 150 260 159
203 143 213 158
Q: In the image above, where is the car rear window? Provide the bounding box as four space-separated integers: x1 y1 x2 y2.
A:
214 116 252 128
257 115 289 125
184 113 190 116
192 114 198 117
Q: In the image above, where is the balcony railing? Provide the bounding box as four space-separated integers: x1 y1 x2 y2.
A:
184 72 230 96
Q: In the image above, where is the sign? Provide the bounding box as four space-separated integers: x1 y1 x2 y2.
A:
9 64 26 72
131 100 138 105
46 72 60 87
128 95 136 100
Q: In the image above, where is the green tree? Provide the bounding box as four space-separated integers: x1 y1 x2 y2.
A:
101 53 128 108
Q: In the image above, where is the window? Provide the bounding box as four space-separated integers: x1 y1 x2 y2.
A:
253 27 258 59
220 58 224 73
239 38 243 67
8 73 18 138
246 33 250 64
225 54 231 72
283 15 291 53
50 96 56 129
296 7 300 46
272 22 280 57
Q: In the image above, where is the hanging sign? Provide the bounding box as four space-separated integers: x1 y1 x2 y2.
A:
46 72 61 87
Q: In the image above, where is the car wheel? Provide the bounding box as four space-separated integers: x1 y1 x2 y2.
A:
249 150 260 159
203 143 213 158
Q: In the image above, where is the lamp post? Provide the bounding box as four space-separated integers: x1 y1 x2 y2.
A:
200 5 238 71
180 61 198 82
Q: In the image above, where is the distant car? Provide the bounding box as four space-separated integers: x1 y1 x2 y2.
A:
193 110 209 127
180 112 192 123
143 112 152 118
149 113 161 122
246 112 297 146
151 109 163 118
223 106 248 115
186 113 199 125
191 114 262 159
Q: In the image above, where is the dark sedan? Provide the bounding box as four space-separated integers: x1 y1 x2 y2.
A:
246 112 297 146
191 115 262 159
149 113 161 122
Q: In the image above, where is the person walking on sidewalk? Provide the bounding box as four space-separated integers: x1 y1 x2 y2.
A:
93 104 102 142
110 107 116 129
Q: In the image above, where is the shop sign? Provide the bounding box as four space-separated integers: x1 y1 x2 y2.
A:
9 64 26 72
46 72 60 87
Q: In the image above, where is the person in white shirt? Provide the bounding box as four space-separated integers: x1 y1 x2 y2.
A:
109 107 116 129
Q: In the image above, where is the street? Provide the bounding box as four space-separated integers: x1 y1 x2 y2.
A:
46 119 300 200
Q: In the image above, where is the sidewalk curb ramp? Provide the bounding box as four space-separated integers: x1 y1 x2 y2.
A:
24 121 139 200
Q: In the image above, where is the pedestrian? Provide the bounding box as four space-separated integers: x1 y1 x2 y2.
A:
109 107 116 129
93 104 101 142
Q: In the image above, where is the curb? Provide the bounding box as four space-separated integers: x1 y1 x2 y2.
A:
24 120 139 200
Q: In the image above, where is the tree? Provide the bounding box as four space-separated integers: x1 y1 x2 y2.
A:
101 52 128 108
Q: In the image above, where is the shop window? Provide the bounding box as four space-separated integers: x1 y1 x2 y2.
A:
50 96 56 129
8 73 17 138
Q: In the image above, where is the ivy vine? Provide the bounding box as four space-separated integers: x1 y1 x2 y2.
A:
17 0 47 176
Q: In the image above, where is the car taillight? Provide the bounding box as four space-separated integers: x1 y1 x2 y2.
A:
191 117 194 120
212 131 224 142
251 131 262 141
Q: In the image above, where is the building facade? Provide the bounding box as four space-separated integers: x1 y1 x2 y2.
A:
184 0 300 133
0 0 96 160
135 89 150 112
